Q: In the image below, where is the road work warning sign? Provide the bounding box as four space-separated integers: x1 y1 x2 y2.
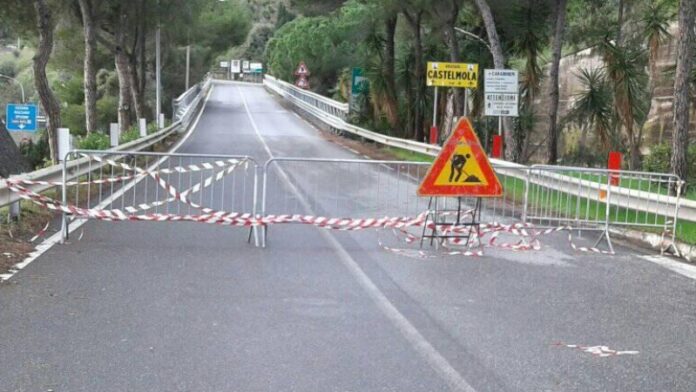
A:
426 62 479 88
418 118 502 197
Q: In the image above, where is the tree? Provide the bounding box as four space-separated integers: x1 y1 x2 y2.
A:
33 0 61 163
601 39 647 170
77 0 97 133
473 0 514 159
566 68 614 163
402 5 426 141
670 0 696 189
546 0 568 164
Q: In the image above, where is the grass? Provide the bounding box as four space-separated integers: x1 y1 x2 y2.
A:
383 146 434 163
565 172 696 200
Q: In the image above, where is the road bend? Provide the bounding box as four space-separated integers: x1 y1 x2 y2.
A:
2 81 696 391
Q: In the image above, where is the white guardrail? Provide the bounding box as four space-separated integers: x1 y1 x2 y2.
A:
263 74 693 224
0 77 212 210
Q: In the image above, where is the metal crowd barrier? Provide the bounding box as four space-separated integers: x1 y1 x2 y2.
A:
260 157 683 253
60 150 259 244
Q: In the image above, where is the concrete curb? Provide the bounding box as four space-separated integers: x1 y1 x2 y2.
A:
609 227 696 262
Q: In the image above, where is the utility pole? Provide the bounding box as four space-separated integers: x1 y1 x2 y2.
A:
185 45 191 90
155 0 162 128
155 27 161 128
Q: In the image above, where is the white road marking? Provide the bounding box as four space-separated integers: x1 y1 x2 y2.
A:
237 86 477 392
0 85 216 282
641 255 696 281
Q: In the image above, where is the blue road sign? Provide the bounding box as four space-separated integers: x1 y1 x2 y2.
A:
6 103 38 132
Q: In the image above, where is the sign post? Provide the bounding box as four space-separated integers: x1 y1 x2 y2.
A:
6 103 38 132
426 62 478 145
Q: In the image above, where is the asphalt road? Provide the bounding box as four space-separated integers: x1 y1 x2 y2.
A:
2 82 696 391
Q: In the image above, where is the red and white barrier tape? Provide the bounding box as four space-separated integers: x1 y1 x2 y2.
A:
552 342 639 357
2 155 618 256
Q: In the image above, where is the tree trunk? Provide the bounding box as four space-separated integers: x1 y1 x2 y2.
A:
78 0 97 134
670 0 696 192
138 0 147 110
115 9 132 132
474 0 514 159
403 10 425 142
33 0 61 164
128 48 144 119
383 15 399 130
616 0 625 46
547 0 567 164
446 0 463 117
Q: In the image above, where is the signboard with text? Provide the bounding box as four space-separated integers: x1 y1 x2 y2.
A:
426 62 478 88
6 103 38 132
484 69 519 117
231 60 241 73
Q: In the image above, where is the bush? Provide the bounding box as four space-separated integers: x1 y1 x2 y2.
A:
96 95 118 132
119 127 141 144
147 122 158 135
61 103 86 136
19 133 50 170
76 132 110 151
642 144 671 173
0 60 17 78
643 143 696 177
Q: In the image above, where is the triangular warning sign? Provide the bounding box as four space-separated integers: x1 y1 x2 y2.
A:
418 118 502 197
295 62 309 76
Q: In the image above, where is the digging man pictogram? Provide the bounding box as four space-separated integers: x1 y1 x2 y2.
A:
449 153 482 183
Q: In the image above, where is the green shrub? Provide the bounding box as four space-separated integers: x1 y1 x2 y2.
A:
643 144 671 173
76 132 110 151
147 122 159 135
19 133 50 169
643 143 696 177
61 103 86 136
119 127 141 144
0 60 17 78
96 95 119 132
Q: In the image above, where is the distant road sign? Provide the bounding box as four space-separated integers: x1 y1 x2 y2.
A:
250 62 263 73
242 60 250 71
231 60 241 73
6 103 38 132
426 62 478 88
484 69 519 117
351 67 368 96
220 61 229 68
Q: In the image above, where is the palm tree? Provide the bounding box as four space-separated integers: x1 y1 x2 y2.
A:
511 0 548 162
566 68 615 163
640 1 672 154
601 38 648 170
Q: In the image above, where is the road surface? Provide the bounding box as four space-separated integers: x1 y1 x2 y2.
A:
2 82 696 391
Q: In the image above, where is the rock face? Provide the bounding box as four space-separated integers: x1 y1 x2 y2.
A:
531 22 695 164
0 123 30 177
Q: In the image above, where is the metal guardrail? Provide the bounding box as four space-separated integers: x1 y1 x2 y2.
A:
263 74 690 228
0 76 212 211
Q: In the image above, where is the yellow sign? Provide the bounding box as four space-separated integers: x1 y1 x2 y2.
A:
426 62 479 88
